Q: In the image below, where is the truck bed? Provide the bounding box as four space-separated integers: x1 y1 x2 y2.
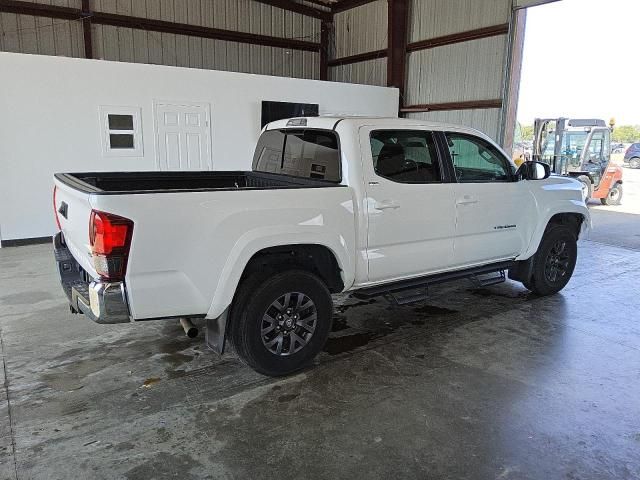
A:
54 171 339 194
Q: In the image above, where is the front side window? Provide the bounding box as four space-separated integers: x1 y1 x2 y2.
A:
253 129 340 182
370 130 442 183
445 133 513 183
586 130 609 166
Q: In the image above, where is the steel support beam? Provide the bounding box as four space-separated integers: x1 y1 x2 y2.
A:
81 0 92 59
331 0 379 14
401 99 503 114
253 0 332 21
327 49 387 67
91 12 320 51
320 20 331 80
406 24 510 52
387 0 408 103
501 9 527 151
0 0 78 20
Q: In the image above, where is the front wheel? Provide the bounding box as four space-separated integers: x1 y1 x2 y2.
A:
630 157 640 169
601 183 623 206
229 270 332 376
524 225 578 296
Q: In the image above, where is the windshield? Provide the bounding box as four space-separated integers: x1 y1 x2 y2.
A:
540 129 590 172
542 130 589 157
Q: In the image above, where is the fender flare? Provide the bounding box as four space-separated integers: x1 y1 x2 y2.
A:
205 229 354 320
518 200 590 261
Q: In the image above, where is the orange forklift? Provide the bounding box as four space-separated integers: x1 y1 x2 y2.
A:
533 118 623 205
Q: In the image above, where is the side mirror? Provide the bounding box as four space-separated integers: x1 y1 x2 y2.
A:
516 161 551 181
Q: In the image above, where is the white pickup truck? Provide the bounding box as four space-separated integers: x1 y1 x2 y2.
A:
53 117 589 376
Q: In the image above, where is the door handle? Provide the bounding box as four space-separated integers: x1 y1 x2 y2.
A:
456 196 478 206
375 200 400 210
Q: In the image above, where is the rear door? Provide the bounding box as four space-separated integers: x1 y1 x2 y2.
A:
155 102 212 171
360 127 457 283
442 132 534 267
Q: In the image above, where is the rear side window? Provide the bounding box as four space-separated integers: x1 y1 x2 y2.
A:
253 129 341 182
370 130 442 183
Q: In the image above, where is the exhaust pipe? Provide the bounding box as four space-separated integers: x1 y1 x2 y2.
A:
179 318 198 338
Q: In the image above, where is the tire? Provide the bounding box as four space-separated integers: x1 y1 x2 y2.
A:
629 157 640 169
525 225 578 296
600 183 623 206
576 175 592 202
229 269 332 376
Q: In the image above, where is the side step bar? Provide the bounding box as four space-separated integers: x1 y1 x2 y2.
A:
353 261 514 301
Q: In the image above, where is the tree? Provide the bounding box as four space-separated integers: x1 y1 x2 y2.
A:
521 125 534 142
612 125 640 143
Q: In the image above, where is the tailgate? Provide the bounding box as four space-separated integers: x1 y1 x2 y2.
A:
53 177 98 278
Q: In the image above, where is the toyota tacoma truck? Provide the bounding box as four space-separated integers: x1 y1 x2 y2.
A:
53 117 590 376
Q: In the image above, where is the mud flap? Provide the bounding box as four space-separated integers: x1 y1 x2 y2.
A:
508 257 534 283
205 309 229 354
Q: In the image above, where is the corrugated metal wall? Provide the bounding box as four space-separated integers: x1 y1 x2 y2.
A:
408 0 510 41
330 0 387 86
330 57 386 87
405 0 512 141
0 0 84 57
405 35 507 105
0 0 320 79
405 108 502 142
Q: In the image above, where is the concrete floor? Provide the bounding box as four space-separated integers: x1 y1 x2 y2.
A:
1 233 640 478
587 167 640 251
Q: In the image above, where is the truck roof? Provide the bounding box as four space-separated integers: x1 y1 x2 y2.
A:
265 116 486 137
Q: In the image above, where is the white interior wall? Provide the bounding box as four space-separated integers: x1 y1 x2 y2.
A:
0 52 398 242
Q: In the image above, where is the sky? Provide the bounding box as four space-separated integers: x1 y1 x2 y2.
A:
517 0 639 126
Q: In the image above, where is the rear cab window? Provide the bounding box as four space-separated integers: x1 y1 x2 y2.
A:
253 129 341 182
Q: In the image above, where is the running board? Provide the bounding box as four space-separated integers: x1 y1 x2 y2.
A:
353 261 514 300
469 270 506 288
388 288 429 305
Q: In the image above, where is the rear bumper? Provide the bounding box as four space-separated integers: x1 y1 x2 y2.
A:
54 232 130 324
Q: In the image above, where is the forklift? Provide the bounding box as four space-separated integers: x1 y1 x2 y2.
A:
532 118 623 205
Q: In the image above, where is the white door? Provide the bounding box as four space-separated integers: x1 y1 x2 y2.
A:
361 127 457 283
155 102 212 170
443 132 534 267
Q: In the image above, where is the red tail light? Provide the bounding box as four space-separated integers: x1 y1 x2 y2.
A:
89 210 134 281
53 186 61 230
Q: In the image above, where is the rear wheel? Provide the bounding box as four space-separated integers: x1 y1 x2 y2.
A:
524 225 578 296
629 157 640 169
576 175 592 202
601 183 623 206
229 270 332 376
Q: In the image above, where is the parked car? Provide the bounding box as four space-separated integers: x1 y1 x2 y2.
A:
623 143 640 168
53 117 590 376
611 142 625 154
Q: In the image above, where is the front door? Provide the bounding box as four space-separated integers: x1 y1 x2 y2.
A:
361 127 457 283
155 102 212 170
443 132 534 267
